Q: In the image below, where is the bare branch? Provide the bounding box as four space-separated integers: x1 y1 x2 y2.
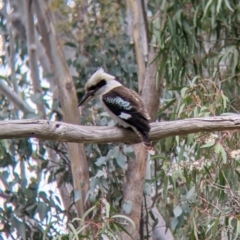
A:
0 116 240 142
0 81 34 113
5 2 18 94
4 0 55 92
23 0 45 117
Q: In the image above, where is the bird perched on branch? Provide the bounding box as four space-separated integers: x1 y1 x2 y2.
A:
78 68 155 154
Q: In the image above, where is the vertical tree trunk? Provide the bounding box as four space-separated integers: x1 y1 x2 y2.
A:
122 49 162 239
35 0 90 219
128 0 147 92
12 0 77 218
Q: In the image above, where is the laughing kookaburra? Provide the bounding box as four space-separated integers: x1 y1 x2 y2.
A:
78 68 155 154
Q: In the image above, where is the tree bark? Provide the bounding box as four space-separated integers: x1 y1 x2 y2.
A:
23 0 45 117
125 1 162 236
5 0 76 218
35 0 89 219
128 0 147 92
1 115 240 143
122 47 161 238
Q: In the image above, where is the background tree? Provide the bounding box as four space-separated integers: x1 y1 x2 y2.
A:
1 0 240 239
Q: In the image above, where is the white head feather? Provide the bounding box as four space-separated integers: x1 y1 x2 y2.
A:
85 67 115 91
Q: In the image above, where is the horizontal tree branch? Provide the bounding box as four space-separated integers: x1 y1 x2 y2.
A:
1 115 240 143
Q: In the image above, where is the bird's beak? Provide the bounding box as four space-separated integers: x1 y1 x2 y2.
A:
78 90 95 107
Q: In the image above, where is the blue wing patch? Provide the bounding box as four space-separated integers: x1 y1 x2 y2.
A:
102 87 150 133
104 96 132 110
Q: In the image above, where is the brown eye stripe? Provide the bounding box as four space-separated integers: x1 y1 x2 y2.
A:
87 79 106 92
88 85 97 91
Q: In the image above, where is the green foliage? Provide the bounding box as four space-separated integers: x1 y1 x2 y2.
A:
0 139 67 237
149 2 240 236
53 201 135 240
152 73 240 238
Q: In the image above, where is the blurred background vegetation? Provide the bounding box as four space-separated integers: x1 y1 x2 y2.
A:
1 0 240 239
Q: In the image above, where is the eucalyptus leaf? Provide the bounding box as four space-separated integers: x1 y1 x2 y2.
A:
171 217 179 231
95 156 107 166
200 142 215 149
186 186 195 199
64 42 77 48
30 92 43 105
122 200 133 214
37 202 49 221
105 201 110 218
173 206 183 217
123 145 135 158
74 190 82 202
144 183 151 195
95 170 105 178
116 150 127 169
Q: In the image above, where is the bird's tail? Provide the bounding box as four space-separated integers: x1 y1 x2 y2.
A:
139 131 155 155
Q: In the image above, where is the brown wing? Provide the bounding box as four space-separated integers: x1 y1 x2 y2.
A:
127 88 151 120
102 86 151 133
